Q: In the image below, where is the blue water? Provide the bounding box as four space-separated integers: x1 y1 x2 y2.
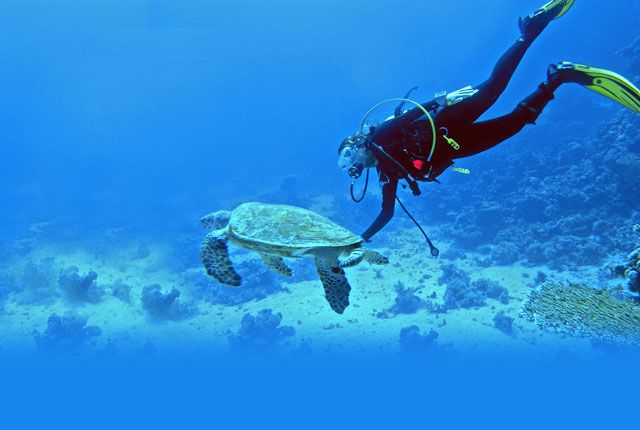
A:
2 1 640 424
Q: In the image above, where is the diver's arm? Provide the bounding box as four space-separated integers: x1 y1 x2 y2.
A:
361 175 398 242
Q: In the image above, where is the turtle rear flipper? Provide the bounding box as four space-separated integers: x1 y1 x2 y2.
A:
260 254 293 277
200 230 241 287
315 258 351 314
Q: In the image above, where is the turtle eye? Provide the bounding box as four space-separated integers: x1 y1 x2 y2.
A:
343 149 353 158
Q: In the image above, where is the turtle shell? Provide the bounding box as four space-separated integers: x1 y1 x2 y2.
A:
228 202 362 251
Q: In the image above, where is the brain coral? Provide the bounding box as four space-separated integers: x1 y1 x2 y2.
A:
522 283 640 349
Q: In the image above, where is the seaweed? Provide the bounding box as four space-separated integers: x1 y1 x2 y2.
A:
141 284 197 321
34 314 101 352
227 309 295 352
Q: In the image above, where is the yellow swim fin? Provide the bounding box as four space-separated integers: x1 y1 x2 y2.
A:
519 0 576 36
552 62 640 113
537 0 577 21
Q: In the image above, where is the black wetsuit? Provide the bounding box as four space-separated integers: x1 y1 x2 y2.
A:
362 31 562 241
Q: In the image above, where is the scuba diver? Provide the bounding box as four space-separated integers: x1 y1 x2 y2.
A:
337 0 640 252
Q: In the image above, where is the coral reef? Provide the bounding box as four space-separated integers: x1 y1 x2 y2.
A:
493 311 515 337
389 282 427 315
34 314 102 352
58 266 104 303
417 41 640 270
227 309 295 352
437 265 509 311
624 225 640 293
626 250 640 293
522 283 640 350
141 284 197 321
399 326 443 356
186 259 289 306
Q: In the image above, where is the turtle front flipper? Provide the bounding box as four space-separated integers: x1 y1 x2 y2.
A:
314 258 351 314
364 250 389 265
259 254 293 277
200 229 241 287
338 247 365 268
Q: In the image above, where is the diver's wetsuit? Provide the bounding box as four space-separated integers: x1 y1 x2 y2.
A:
362 29 562 242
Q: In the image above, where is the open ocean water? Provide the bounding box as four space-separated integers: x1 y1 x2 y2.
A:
1 0 640 427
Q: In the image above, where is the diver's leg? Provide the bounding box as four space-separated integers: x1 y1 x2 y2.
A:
436 0 575 126
436 36 540 126
451 83 555 159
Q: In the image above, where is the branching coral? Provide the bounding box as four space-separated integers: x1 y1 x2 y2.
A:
141 284 197 321
58 266 104 303
438 265 509 311
522 283 640 349
389 282 427 315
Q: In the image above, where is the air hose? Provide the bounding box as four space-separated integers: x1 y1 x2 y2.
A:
360 98 438 161
350 168 370 203
353 97 439 257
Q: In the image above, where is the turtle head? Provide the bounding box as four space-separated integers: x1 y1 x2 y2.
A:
200 211 231 231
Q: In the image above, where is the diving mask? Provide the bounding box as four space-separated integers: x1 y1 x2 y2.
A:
338 133 375 178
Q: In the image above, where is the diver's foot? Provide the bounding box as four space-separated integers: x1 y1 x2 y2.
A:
519 0 576 39
549 62 640 113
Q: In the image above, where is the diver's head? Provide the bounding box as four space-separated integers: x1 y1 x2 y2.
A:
337 132 378 179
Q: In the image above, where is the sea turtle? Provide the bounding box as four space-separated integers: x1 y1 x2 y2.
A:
199 202 389 314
